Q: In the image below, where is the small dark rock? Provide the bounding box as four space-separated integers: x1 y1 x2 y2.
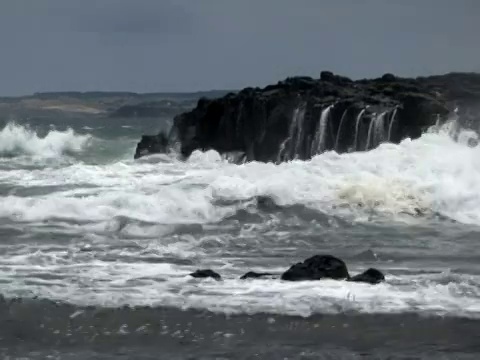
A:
189 269 222 281
240 271 275 280
349 268 385 284
134 132 169 159
281 255 350 281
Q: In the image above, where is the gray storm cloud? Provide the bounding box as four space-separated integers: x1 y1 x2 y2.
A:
0 0 479 95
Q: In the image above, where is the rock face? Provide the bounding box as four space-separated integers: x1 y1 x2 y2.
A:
189 269 222 281
281 255 350 281
189 255 385 285
134 72 480 163
349 268 385 285
134 133 169 159
240 271 275 280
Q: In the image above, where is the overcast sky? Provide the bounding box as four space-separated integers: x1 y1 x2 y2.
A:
0 0 479 95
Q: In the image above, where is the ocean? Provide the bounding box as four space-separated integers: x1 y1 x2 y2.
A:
0 114 479 359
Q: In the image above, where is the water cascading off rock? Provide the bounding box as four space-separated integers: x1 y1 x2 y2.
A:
133 71 470 163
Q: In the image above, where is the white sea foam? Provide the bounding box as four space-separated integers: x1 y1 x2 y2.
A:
1 121 480 317
1 122 480 226
0 122 91 159
0 246 479 318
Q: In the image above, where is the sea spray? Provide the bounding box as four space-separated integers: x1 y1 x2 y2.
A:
0 118 479 319
0 122 91 158
1 121 479 225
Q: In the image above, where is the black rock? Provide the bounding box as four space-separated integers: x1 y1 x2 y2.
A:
134 132 169 159
281 255 350 281
189 269 222 281
381 73 397 82
240 271 275 280
320 71 336 82
349 268 385 284
320 71 352 84
134 72 480 162
135 71 480 163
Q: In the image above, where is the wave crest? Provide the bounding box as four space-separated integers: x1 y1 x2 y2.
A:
0 122 91 158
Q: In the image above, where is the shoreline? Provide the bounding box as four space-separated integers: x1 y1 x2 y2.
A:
1 297 479 357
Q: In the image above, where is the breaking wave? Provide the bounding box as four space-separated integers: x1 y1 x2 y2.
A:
1 119 480 319
0 122 91 159
0 121 480 226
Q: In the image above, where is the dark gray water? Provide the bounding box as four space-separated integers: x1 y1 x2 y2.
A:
0 115 480 358
1 298 480 359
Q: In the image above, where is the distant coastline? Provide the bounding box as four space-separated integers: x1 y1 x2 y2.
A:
0 90 236 119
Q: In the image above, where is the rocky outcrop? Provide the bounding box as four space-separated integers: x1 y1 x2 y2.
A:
134 133 170 159
189 269 222 281
348 268 385 285
134 72 480 163
416 72 480 132
281 255 349 281
189 254 385 285
240 271 275 280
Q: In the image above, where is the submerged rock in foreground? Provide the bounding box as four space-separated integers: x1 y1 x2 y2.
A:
135 72 480 163
348 268 385 285
281 255 349 281
190 269 222 281
190 254 385 285
240 271 275 280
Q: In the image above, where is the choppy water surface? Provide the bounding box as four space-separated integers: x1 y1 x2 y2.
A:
0 116 479 359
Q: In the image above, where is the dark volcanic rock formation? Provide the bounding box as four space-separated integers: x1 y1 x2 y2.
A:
281 255 350 281
189 255 385 285
189 269 222 281
240 271 275 280
135 72 480 162
134 133 169 159
348 268 385 285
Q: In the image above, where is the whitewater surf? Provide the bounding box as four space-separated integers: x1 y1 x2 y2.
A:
1 116 479 358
